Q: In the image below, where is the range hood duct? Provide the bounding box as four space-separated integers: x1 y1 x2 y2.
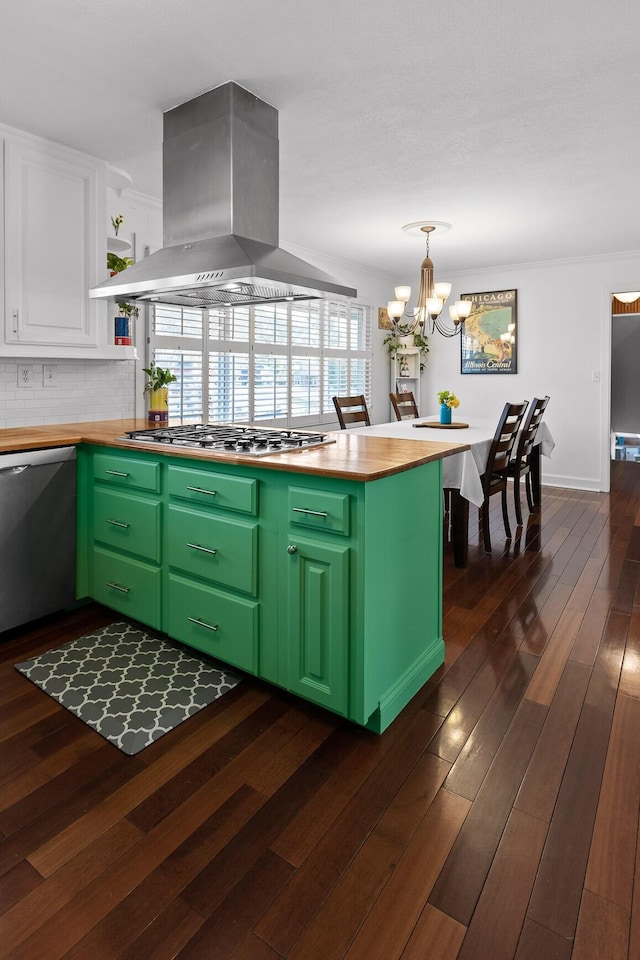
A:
90 82 357 307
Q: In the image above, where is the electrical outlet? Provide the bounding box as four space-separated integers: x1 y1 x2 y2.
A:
17 365 34 388
43 364 59 388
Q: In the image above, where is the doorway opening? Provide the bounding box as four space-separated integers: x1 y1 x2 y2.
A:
610 294 640 463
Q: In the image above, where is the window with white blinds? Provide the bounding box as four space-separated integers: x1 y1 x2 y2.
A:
149 300 371 426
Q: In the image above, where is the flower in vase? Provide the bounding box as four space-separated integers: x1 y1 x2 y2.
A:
437 390 460 408
111 214 124 236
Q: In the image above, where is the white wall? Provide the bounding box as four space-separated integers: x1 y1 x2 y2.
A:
418 251 640 492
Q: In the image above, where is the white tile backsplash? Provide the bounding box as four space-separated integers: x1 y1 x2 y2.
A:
0 359 136 428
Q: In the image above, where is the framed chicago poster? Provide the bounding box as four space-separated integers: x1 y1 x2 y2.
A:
460 289 517 374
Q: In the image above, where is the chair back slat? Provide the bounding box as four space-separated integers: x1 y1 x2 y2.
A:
513 396 550 465
479 400 529 552
486 401 529 476
390 392 419 421
332 395 371 429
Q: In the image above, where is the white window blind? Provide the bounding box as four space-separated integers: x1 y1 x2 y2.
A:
150 299 371 426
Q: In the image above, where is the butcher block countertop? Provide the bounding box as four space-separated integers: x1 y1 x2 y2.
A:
0 419 469 481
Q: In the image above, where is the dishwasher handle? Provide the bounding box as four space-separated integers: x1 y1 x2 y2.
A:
0 446 76 472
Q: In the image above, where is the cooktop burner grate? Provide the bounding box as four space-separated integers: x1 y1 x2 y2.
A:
116 423 336 456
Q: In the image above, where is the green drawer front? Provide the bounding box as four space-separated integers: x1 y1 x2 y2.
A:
93 453 161 493
167 504 257 595
167 465 257 515
288 486 351 536
94 488 161 562
93 548 161 628
166 574 257 673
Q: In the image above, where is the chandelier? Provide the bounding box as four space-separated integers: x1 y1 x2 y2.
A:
387 222 471 338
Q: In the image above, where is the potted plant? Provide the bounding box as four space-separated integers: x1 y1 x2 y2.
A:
383 326 430 371
143 363 177 424
107 252 134 276
114 302 139 346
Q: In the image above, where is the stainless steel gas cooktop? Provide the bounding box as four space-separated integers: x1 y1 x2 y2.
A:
117 423 336 456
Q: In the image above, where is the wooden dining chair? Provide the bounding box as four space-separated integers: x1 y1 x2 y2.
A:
479 400 529 552
505 396 550 525
390 391 419 421
332 394 371 429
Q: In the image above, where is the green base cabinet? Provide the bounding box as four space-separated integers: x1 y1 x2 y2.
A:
77 444 444 733
286 535 350 716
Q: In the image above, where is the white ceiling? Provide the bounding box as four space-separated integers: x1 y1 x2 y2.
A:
2 0 639 282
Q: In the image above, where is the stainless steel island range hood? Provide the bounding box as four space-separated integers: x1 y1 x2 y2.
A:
90 82 357 308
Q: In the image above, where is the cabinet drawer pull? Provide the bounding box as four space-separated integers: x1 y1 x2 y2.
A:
105 469 130 478
186 485 217 497
187 542 217 556
292 507 328 518
106 518 130 529
106 581 130 594
187 616 218 632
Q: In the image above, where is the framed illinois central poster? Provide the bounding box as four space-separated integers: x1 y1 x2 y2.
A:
460 289 517 374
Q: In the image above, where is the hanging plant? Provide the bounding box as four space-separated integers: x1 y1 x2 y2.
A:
383 328 430 371
107 252 134 274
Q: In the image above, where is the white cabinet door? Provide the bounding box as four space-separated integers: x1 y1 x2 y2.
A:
4 137 103 348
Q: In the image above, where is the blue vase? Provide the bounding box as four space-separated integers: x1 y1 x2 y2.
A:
440 402 452 425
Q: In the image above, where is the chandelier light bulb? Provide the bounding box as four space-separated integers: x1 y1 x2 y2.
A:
434 282 452 300
394 285 411 303
426 297 443 317
453 300 472 319
387 300 405 320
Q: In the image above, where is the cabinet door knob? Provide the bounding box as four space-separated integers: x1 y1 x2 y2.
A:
287 544 298 554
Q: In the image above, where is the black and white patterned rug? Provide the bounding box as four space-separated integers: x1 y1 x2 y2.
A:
15 622 242 755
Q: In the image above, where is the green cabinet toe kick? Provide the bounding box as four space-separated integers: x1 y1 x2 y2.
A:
77 444 445 733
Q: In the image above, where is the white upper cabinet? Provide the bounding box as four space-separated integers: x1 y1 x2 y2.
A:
0 125 130 358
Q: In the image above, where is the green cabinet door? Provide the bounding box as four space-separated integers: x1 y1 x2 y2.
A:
286 536 350 716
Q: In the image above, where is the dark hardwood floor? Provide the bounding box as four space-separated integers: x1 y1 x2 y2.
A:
1 462 639 959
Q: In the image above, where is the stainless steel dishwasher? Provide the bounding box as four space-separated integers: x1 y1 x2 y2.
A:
0 446 77 633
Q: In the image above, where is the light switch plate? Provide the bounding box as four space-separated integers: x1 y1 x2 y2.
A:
43 364 59 388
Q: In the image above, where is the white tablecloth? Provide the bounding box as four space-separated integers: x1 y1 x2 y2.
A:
351 417 555 508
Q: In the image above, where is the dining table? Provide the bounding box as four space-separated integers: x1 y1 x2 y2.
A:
350 415 555 566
